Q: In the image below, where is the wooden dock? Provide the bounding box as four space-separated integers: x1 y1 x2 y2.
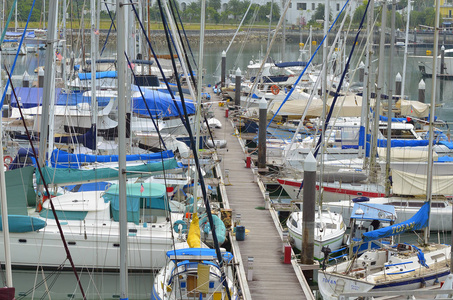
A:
210 95 314 300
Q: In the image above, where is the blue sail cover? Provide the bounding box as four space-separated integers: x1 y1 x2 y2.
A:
11 88 111 108
50 148 174 168
131 88 195 118
78 71 117 80
377 139 429 147
362 202 430 243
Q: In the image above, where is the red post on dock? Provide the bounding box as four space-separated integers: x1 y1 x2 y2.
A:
246 156 251 168
225 108 229 118
284 245 292 264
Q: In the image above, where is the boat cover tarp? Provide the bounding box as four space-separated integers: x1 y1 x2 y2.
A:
397 99 430 118
274 61 308 68
437 156 453 162
103 182 168 224
166 248 233 263
2 166 36 213
10 88 112 108
327 93 363 117
268 97 324 118
438 141 453 149
376 139 429 147
392 169 453 195
377 147 438 162
350 203 396 222
36 158 179 185
362 201 429 242
78 71 117 80
379 115 407 122
131 87 196 118
50 149 174 168
0 215 46 232
11 87 195 118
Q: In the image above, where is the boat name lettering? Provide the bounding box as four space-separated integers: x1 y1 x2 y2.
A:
322 277 337 285
391 222 415 234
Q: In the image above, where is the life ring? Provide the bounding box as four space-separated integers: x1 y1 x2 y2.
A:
173 220 188 233
4 156 12 165
3 163 8 171
270 85 280 95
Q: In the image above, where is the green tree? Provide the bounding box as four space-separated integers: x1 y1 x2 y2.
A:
352 2 366 24
208 0 222 11
310 4 331 23
207 6 220 23
227 0 243 20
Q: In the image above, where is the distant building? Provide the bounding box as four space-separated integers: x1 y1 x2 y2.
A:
177 0 358 25
441 0 453 22
284 0 358 25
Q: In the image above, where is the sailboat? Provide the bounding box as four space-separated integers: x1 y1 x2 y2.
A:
286 209 346 260
317 202 451 299
318 1 452 299
152 215 238 300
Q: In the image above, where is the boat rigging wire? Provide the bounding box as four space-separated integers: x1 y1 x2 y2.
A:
5 67 87 300
153 0 232 297
295 0 370 198
266 0 350 128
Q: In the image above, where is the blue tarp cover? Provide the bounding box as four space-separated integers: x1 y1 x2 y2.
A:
51 149 174 168
362 202 429 243
131 87 195 118
166 248 233 263
377 139 429 147
438 141 453 149
78 71 117 80
379 115 407 122
437 156 453 162
350 203 396 222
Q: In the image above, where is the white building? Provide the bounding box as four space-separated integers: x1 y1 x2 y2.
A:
177 0 359 25
285 0 359 25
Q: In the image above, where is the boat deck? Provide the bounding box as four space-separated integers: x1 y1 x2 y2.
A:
211 93 314 300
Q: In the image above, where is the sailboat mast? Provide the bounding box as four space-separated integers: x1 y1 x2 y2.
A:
400 0 411 98
370 2 387 182
117 0 129 298
38 0 58 172
359 0 373 163
385 0 396 197
425 0 440 242
193 0 207 207
90 0 97 131
0 121 13 288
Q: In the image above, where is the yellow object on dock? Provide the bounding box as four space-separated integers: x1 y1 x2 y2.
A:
426 50 432 55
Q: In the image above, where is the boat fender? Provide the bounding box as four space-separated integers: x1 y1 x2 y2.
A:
173 220 188 233
352 196 370 203
270 85 280 95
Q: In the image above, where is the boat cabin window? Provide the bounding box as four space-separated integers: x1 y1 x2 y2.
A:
316 223 337 229
380 129 416 139
388 201 445 208
291 218 298 228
